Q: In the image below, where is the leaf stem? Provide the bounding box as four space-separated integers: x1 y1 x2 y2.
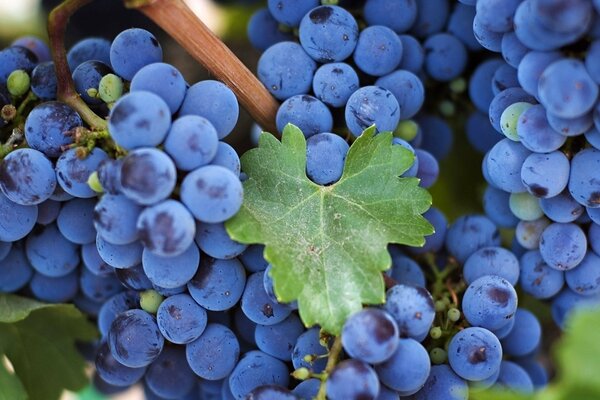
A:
48 0 107 131
128 0 279 133
316 335 343 400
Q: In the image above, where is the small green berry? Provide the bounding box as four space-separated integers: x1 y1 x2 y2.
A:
140 289 164 314
98 73 124 103
87 171 104 193
435 300 446 312
449 78 467 93
430 326 442 339
7 70 30 97
448 308 461 322
439 100 455 117
430 347 447 364
394 120 419 141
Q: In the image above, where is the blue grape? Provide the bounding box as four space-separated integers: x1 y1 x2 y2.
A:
466 111 502 154
586 39 600 84
229 350 289 399
267 0 319 26
108 309 164 368
72 60 111 105
186 323 240 380
292 379 320 400
67 37 111 71
569 148 600 207
12 36 50 62
364 0 417 33
195 221 247 260
492 64 520 95
120 148 176 205
0 192 37 242
305 132 348 185
156 293 207 344
353 25 402 77
445 215 501 263
246 385 297 400
521 151 569 198
239 245 269 272
515 217 550 250
515 358 548 389
423 33 467 82
469 59 505 113
96 234 143 269
476 0 521 33
36 199 61 225
473 14 503 51
0 148 56 206
292 328 329 372
407 365 468 400
0 46 37 84
298 5 358 63
517 50 561 97
411 0 449 38
56 147 108 199
0 245 33 292
398 35 425 73
376 385 401 400
73 293 103 318
180 165 243 223
130 62 186 114
57 198 96 244
462 275 518 330
26 223 79 277
241 271 291 325
491 316 516 340
257 42 316 101
539 222 587 270
486 139 531 193
494 361 534 394
29 270 78 303
448 327 502 381
276 95 333 137
590 222 600 255
247 8 294 51
97 159 122 195
532 0 593 33
326 359 379 400
517 104 567 152
0 241 11 261
110 28 162 80
30 61 57 100
234 306 257 346
80 268 122 302
384 284 435 340
447 3 481 51
312 63 359 108
483 186 519 228
376 338 429 392
163 115 219 171
95 341 146 387
345 86 400 136
187 256 246 311
179 80 239 139
519 250 565 299
501 308 541 357
392 138 419 178
376 70 424 120
552 288 600 328
415 149 439 188
464 247 520 286
501 32 529 68
210 142 241 176
254 314 304 361
145 346 197 399
565 251 600 295
98 291 139 337
114 263 152 291
342 308 399 364
24 102 81 157
585 127 600 150
416 115 453 160
142 243 199 288
108 91 171 150
546 111 593 137
94 194 141 245
540 191 583 223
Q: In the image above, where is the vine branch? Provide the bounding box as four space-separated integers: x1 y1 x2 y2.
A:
127 0 279 133
316 335 343 400
48 0 107 130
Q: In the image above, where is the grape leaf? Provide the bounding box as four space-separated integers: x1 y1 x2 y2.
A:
226 124 433 334
0 358 26 400
0 294 98 400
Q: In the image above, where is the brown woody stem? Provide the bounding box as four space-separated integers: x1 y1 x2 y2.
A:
315 335 343 400
128 0 279 133
48 0 107 130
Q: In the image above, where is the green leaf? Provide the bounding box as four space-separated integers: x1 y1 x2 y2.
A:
226 124 433 334
0 358 27 400
0 294 98 400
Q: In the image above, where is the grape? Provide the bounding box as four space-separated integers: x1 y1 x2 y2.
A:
383 284 435 340
0 192 37 242
0 148 56 206
501 32 529 68
519 250 565 299
494 361 534 394
483 186 519 228
241 271 291 325
187 256 246 311
469 59 505 113
473 14 503 51
486 138 531 193
30 61 57 100
195 221 247 260
56 147 109 199
82 240 115 276
490 88 537 134
292 328 329 372
305 132 349 185
509 192 544 221
67 37 111 71
515 358 548 389
565 251 600 296
229 350 289 399
97 291 139 337
569 148 600 208
95 341 146 387
447 3 480 51
585 127 600 150
539 222 587 270
467 111 502 154
163 115 219 171
462 275 518 330
552 288 600 328
464 247 520 286
353 25 402 77
326 359 379 400
532 0 593 33
292 379 320 400
546 111 593 137
407 365 468 400
0 241 11 261
275 95 333 137
257 42 316 101
120 148 177 206
476 0 521 33
298 5 359 63
26 224 79 277
586 39 600 84
341 308 399 364
415 149 439 188
500 308 541 357
12 36 50 62
156 293 207 344
24 102 81 157
29 270 79 303
500 102 532 140
108 309 164 368
142 243 200 288
0 245 33 293
445 215 501 263
397 35 425 73
72 60 111 105
492 64 520 95
93 194 142 245
239 245 269 272
246 385 297 400
96 234 143 269
247 8 294 51
36 199 61 226
517 51 561 97
254 314 304 361
110 28 162 80
210 142 241 176
181 165 243 223
98 73 123 104
376 70 424 120
130 62 186 114
411 0 449 38
56 198 96 244
491 316 516 340
363 0 417 33
312 63 359 108
448 327 502 381
80 268 122 302
114 264 152 291
515 217 550 249
267 0 319 27
522 152 570 199
0 46 37 84
345 86 400 136
376 338 429 393
517 104 567 152
144 346 197 399
590 222 600 255
234 307 257 346
423 33 467 82
417 115 453 161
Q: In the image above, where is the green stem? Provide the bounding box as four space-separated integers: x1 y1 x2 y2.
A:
16 91 37 116
48 0 107 131
316 335 343 400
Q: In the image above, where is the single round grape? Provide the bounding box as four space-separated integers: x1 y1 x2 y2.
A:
345 86 400 137
108 309 164 368
448 327 502 381
341 308 399 364
156 293 207 344
142 243 200 289
120 148 177 206
462 275 518 330
326 360 380 400
188 256 246 311
24 102 81 157
275 95 333 137
0 148 56 206
375 338 430 393
539 222 587 270
500 102 533 140
519 250 565 299
56 147 109 199
383 284 435 340
228 350 289 398
110 28 162 81
509 192 544 221
500 308 541 357
464 247 520 286
164 115 219 171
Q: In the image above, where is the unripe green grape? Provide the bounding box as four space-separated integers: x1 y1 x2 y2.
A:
439 100 455 117
435 300 446 312
98 73 124 103
87 171 103 193
292 367 311 380
509 192 544 221
7 70 30 97
500 102 533 141
394 120 419 141
140 289 164 314
430 326 442 339
447 308 461 322
429 348 447 364
450 78 466 93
